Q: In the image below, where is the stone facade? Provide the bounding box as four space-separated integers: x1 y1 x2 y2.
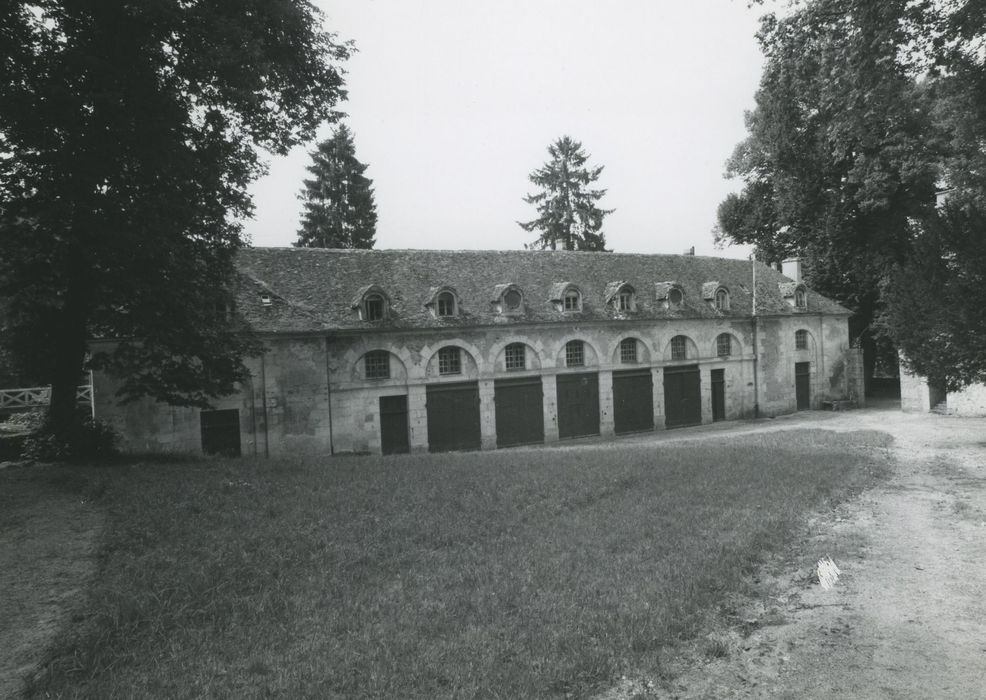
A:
900 359 986 416
93 248 854 456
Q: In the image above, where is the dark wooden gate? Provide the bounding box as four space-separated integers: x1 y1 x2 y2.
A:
711 369 726 422
556 372 600 439
379 395 410 455
796 362 811 410
613 369 654 434
664 365 701 428
426 382 481 452
494 377 544 447
200 409 241 457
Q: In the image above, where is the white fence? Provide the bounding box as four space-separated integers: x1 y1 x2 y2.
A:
0 383 94 417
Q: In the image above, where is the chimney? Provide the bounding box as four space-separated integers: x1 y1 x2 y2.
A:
782 258 802 283
683 246 695 256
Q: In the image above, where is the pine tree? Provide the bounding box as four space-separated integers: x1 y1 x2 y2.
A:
519 136 613 251
296 124 377 249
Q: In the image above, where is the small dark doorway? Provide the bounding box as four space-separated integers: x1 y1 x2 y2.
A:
426 381 481 452
200 409 241 457
494 376 544 447
664 365 702 428
380 395 410 455
613 369 654 434
711 369 726 422
557 372 600 439
795 362 811 410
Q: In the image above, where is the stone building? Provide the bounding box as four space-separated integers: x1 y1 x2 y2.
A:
93 248 857 456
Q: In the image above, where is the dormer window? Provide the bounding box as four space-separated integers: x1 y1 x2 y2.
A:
437 291 456 317
618 291 633 311
779 282 808 310
364 294 384 321
669 287 683 306
714 288 729 311
493 284 524 315
260 293 272 307
563 289 581 312
795 287 807 310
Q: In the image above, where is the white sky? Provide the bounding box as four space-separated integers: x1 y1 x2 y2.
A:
243 1 767 259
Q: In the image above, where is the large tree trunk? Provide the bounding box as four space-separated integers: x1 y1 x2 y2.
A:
47 294 90 442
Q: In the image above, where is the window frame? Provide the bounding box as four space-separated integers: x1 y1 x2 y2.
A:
670 335 687 361
795 329 808 351
794 287 807 310
364 350 391 380
563 288 582 312
504 342 526 371
716 333 731 358
436 291 456 317
668 286 684 306
364 293 385 321
714 288 729 311
619 338 638 364
565 340 585 367
502 287 523 312
438 346 462 375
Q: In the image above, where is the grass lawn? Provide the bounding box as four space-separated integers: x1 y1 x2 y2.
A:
24 429 892 698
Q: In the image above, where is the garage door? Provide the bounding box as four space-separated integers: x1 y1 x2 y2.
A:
380 395 410 455
200 409 241 457
426 381 481 452
613 369 654 434
494 376 544 447
664 365 701 428
556 372 600 439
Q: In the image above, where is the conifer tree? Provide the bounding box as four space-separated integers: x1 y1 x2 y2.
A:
519 136 613 251
296 124 377 249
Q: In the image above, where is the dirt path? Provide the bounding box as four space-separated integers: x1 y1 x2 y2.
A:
652 408 986 699
0 468 104 699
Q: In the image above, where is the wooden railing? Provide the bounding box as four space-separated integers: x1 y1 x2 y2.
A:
0 385 93 411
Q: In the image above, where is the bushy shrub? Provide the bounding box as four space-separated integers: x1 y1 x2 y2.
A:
22 418 119 462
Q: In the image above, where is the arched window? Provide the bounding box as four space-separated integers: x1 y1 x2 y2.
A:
364 293 385 321
503 288 522 311
505 343 526 371
620 338 638 363
364 350 390 380
438 346 461 375
669 286 684 306
714 288 729 311
795 329 808 350
565 340 584 367
794 287 807 310
671 335 687 361
436 291 456 317
563 288 582 312
716 333 731 358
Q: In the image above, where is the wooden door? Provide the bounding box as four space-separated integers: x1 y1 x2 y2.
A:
379 395 410 455
426 382 481 452
200 409 241 457
663 365 701 428
711 369 725 422
556 372 600 439
494 377 544 447
796 362 811 410
613 369 654 434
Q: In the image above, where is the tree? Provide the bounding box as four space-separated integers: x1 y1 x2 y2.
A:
295 123 377 249
882 203 986 392
519 136 613 251
0 2 350 442
715 0 943 379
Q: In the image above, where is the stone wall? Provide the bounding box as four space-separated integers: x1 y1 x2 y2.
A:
94 313 852 456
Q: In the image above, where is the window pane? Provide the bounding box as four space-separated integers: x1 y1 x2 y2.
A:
717 334 731 357
505 343 525 371
565 340 584 367
365 351 390 379
620 338 637 363
504 289 521 309
619 292 632 311
437 292 454 316
671 336 687 361
564 291 580 311
669 288 683 305
365 295 384 321
795 330 807 350
715 289 728 310
438 347 461 375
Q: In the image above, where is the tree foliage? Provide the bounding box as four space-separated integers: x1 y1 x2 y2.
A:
295 123 377 249
717 0 986 388
0 1 350 434
519 136 613 251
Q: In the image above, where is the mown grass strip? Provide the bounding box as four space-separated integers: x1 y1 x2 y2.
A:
29 429 892 698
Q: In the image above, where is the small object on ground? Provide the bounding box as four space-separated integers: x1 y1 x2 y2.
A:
817 556 841 590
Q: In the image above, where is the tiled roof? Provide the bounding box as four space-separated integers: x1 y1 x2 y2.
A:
236 248 850 333
701 281 721 300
